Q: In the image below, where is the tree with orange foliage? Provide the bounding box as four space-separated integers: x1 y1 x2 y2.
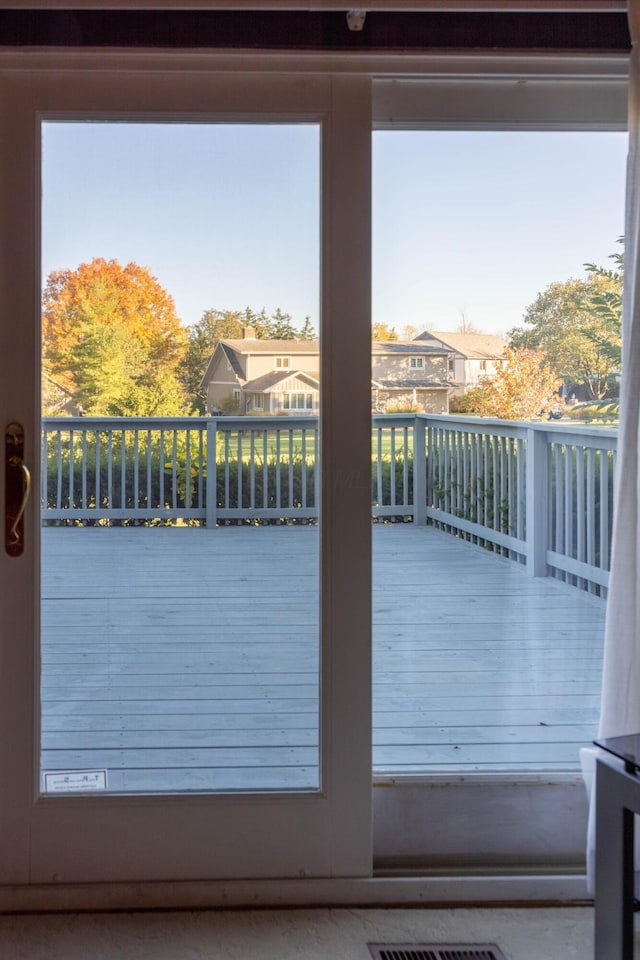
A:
43 258 187 415
466 346 561 421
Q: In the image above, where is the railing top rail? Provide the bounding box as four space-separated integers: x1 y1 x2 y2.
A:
45 414 419 431
418 412 618 441
212 415 320 431
43 416 209 429
372 413 417 428
42 413 618 447
418 413 530 439
544 427 618 449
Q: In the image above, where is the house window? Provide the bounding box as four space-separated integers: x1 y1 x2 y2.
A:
479 360 488 372
283 392 313 410
233 389 241 405
275 357 291 369
448 357 455 374
254 394 264 410
409 357 424 369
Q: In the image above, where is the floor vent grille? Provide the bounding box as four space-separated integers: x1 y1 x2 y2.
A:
368 945 507 960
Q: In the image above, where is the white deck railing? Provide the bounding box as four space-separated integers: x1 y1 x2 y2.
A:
42 413 617 593
423 415 616 595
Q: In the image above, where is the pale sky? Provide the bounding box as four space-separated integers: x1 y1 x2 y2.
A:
42 123 628 339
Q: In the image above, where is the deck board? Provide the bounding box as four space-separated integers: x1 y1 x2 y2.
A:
41 524 606 791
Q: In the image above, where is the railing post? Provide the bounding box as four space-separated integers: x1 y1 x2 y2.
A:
205 419 218 530
526 426 548 577
413 415 427 526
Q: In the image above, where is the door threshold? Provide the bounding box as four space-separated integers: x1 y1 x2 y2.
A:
0 873 589 914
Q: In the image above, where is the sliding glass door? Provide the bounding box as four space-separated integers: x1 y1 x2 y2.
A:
370 74 628 872
0 65 372 884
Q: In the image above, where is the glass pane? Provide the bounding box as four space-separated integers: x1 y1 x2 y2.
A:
40 122 320 794
371 130 626 775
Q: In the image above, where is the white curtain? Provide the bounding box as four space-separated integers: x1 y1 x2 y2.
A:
584 0 640 890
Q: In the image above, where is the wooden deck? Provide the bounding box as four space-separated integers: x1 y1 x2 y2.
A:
41 524 606 793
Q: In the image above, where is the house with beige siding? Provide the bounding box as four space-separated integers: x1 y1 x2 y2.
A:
201 331 455 414
199 330 320 415
414 331 507 396
371 341 453 413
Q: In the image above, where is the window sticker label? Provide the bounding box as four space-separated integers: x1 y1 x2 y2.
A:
43 770 108 792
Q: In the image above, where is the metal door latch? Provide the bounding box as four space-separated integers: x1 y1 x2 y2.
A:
5 422 31 557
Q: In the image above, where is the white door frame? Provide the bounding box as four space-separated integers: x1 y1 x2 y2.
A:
0 63 372 885
0 45 629 905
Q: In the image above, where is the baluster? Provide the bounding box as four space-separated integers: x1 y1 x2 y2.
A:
55 431 63 510
132 430 139 513
205 419 218 529
120 430 126 511
146 429 152 512
516 436 525 545
483 432 490 532
462 430 469 534
197 427 204 512
107 429 113 510
492 432 498 533
159 429 165 511
565 444 574 575
402 425 409 511
600 449 610 574
389 426 396 508
250 430 256 512
263 430 269 511
587 447 596 593
224 430 230 511
507 437 515 553
275 430 281 510
69 429 74 512
376 426 383 508
554 443 564 558
237 429 243 511
443 425 450 517
41 428 49 516
185 429 192 510
413 417 426 525
313 426 320 513
454 428 461 520
171 430 178 513
469 431 477 541
301 429 307 509
499 435 507 550
95 429 101 514
82 430 88 513
288 427 294 510
576 443 586 588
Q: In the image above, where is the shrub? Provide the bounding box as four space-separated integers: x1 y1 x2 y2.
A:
566 400 619 423
384 401 422 414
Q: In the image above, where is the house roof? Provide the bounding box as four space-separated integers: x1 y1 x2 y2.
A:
244 370 319 393
220 338 319 356
198 341 246 390
199 338 320 389
220 342 245 379
372 378 451 390
371 340 453 356
225 337 448 358
420 331 507 360
201 336 453 390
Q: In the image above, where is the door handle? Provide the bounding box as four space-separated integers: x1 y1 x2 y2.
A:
5 422 31 557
